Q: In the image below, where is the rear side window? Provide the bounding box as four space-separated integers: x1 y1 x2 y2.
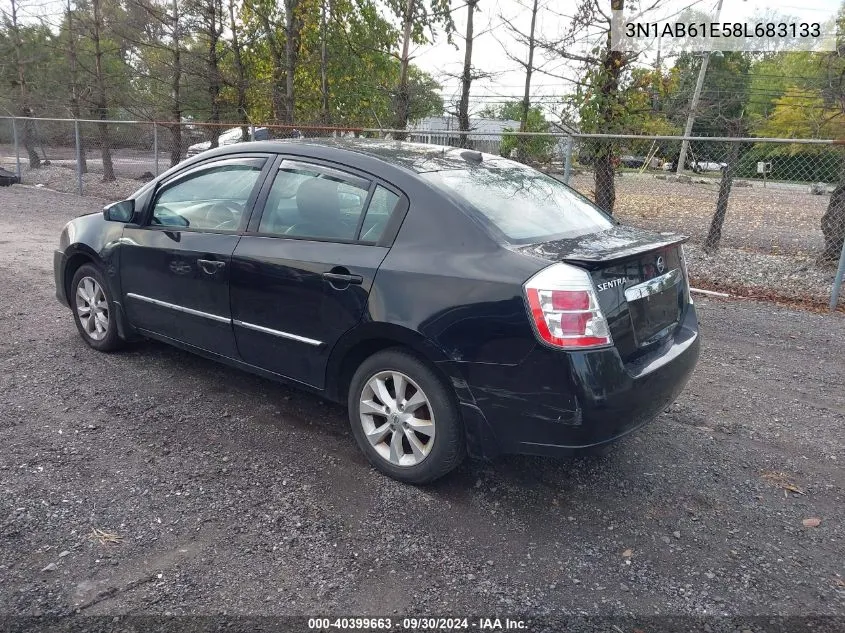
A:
421 166 613 244
258 161 371 241
360 185 400 243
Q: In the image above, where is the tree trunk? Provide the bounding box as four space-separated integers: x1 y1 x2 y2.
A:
228 0 249 139
704 141 740 252
66 0 86 173
594 145 615 214
392 0 414 140
821 159 845 261
254 9 285 125
92 0 115 182
283 0 301 125
170 0 182 166
319 0 330 126
10 0 41 169
206 0 222 148
519 0 539 132
458 0 477 149
21 114 41 168
592 0 625 215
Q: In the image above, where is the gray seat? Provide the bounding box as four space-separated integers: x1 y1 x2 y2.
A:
285 178 353 240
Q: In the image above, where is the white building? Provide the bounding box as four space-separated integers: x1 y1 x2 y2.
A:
408 116 522 154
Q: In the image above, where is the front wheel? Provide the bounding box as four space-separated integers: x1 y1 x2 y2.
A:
348 349 465 484
70 263 124 352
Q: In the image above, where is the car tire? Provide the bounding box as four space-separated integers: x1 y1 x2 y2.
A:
348 348 465 484
70 263 124 352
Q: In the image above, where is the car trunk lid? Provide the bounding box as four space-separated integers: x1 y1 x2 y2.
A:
513 225 689 360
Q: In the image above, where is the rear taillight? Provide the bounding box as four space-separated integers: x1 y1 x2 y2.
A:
523 263 612 349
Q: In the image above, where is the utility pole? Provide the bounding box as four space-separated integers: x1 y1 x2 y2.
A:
677 0 723 174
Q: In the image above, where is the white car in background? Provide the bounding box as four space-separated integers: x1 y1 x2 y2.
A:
186 126 269 157
691 160 728 172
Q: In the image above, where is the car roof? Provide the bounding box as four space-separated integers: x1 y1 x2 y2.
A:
241 137 515 174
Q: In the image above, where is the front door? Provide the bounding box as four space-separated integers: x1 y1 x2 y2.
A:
121 156 268 357
230 159 404 387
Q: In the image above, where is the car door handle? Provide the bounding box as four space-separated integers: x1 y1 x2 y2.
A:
322 272 363 285
198 259 226 275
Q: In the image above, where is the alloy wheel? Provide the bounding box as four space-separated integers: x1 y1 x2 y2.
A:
359 370 436 467
75 276 109 341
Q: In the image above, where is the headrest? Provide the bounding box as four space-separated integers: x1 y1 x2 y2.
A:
296 177 340 221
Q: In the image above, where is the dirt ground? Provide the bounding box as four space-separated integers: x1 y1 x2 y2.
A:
569 171 831 256
1 186 844 629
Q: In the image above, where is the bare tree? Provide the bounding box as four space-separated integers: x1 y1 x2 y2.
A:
537 0 637 214
319 0 331 125
457 0 480 148
190 0 225 145
820 25 845 261
6 0 41 168
170 0 183 165
704 124 743 252
227 0 249 137
90 0 116 181
387 0 453 138
65 0 86 173
284 0 302 124
498 0 542 159
245 0 301 124
392 0 415 138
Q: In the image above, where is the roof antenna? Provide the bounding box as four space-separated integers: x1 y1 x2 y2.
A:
461 150 483 163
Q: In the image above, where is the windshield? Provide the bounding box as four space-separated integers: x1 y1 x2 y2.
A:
422 166 613 244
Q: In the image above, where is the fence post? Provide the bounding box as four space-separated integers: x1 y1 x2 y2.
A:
153 123 159 177
249 123 255 140
11 118 21 179
74 120 83 196
563 136 574 185
830 237 845 312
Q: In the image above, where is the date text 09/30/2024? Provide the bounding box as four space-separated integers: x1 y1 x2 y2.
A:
307 617 527 630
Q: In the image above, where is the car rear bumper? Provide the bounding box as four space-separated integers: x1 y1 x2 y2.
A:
54 249 69 307
459 304 700 458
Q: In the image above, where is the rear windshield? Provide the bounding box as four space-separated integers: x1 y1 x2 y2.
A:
421 166 613 244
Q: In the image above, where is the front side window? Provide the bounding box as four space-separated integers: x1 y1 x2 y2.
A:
151 161 263 231
258 161 371 241
421 165 613 244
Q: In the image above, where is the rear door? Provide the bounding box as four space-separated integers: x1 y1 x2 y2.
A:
120 156 269 357
230 158 406 388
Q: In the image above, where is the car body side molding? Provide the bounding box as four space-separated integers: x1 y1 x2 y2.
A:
125 292 231 324
232 319 323 347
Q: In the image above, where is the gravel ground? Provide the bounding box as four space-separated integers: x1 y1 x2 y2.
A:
1 185 844 628
569 171 832 256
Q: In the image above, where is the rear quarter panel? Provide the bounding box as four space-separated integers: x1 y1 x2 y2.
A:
366 182 544 366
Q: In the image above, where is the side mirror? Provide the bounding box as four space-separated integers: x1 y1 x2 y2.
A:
103 199 135 223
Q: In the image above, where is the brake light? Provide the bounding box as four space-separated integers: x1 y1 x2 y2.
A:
524 263 612 349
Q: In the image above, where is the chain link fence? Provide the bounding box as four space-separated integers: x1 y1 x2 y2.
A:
1 116 843 310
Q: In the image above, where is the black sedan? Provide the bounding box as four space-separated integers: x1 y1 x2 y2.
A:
54 139 700 483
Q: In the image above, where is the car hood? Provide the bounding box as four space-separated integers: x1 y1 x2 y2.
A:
509 225 687 268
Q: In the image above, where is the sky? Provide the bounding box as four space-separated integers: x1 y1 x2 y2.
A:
411 0 842 118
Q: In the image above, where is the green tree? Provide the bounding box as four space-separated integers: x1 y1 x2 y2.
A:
482 101 556 163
